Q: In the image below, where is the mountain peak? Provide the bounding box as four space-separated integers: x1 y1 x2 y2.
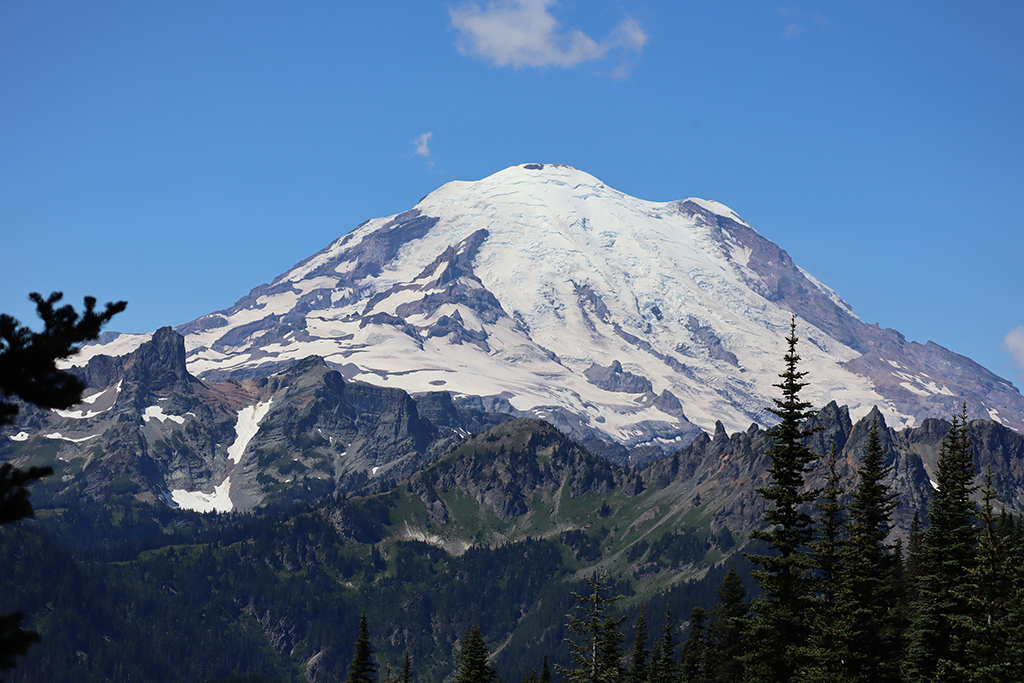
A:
71 166 1024 446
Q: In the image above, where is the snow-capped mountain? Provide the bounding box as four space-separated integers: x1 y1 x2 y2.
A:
84 164 1024 448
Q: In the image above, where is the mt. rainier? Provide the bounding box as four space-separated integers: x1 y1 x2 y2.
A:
92 164 1024 453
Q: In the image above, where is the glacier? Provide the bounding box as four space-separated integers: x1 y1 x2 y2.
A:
69 164 1024 449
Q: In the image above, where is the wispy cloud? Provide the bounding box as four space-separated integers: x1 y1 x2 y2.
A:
414 131 433 158
449 0 646 71
776 7 829 39
1003 326 1024 383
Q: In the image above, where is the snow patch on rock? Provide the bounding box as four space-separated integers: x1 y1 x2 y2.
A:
142 405 187 425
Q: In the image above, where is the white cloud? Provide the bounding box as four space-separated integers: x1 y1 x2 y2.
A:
414 131 433 158
1003 326 1024 381
777 7 829 39
449 0 646 70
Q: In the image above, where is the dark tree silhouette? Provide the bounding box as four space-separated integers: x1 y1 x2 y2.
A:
624 605 648 683
906 406 977 680
345 611 377 683
744 317 821 682
0 291 124 674
454 625 496 683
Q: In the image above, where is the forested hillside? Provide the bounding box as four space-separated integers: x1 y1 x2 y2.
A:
4 320 1024 682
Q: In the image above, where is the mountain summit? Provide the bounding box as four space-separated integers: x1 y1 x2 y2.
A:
94 164 1024 449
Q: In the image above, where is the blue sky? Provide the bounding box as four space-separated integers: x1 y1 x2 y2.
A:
3 1 1023 387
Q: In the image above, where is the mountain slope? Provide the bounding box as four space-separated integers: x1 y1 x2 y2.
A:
17 163 1023 510
149 163 1022 448
1 327 509 512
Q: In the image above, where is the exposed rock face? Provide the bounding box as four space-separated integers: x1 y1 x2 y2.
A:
0 329 510 511
67 165 1024 453
640 400 1024 539
584 360 653 394
406 418 621 523
8 164 1024 522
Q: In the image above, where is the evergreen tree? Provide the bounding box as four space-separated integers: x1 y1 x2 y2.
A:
598 613 626 683
398 651 413 683
945 468 1016 681
540 654 552 683
646 608 677 683
798 443 850 683
345 612 377 683
904 510 924 605
706 566 750 683
887 537 910 643
906 406 977 681
646 638 663 683
625 605 648 683
679 607 707 683
1004 516 1024 676
745 318 821 682
0 291 124 675
454 625 497 683
841 420 902 683
559 573 623 683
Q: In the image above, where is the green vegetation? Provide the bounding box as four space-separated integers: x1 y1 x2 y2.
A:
3 316 1024 682
1 291 124 675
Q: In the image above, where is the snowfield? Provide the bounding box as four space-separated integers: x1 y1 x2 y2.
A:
68 164 1024 444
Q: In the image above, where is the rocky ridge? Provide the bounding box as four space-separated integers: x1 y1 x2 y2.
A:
1 327 509 512
156 164 1024 448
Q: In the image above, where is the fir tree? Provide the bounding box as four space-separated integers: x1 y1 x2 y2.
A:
598 613 626 683
624 605 648 683
842 420 902 683
797 443 849 683
906 406 977 681
345 612 377 683
945 468 1016 681
679 607 707 683
559 573 623 683
745 318 821 682
646 638 663 683
0 291 124 675
1004 515 1024 676
706 566 750 683
454 625 497 683
540 654 552 683
646 608 677 683
904 510 924 604
398 651 413 683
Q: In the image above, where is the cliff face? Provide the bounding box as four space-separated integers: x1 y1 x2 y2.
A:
0 328 509 512
639 402 1024 540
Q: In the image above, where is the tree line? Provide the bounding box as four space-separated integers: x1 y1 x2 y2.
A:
4 296 1023 682
340 320 1024 683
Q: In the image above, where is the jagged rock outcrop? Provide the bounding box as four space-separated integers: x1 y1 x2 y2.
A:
406 418 621 522
0 329 511 511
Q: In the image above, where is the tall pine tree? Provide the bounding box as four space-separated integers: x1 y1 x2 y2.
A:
906 406 977 681
945 468 1017 682
559 573 623 683
454 625 497 683
598 613 626 683
679 607 707 683
398 651 413 683
706 566 750 683
799 443 850 683
345 612 377 683
842 420 902 683
745 318 821 682
625 605 648 683
646 608 677 683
